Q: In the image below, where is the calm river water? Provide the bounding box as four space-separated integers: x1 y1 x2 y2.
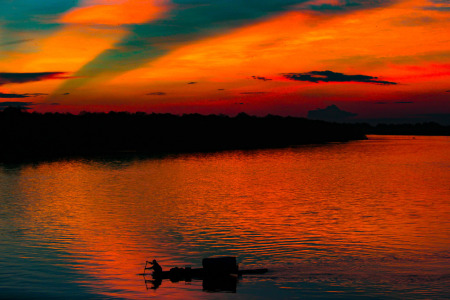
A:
0 135 449 299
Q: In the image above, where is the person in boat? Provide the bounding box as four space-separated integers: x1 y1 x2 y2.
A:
148 259 163 276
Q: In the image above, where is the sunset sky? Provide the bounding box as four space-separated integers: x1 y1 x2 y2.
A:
0 0 449 120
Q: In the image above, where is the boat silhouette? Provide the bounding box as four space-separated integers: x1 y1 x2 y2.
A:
141 256 268 292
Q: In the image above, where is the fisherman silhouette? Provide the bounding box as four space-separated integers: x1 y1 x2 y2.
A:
148 259 163 276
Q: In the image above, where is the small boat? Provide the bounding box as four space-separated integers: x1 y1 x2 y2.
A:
142 256 268 281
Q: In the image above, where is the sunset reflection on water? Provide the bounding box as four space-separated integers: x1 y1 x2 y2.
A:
0 135 449 299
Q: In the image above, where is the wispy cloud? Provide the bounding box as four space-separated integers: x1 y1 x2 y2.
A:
422 0 450 11
0 39 33 47
0 72 70 86
0 101 34 109
282 70 397 85
305 0 396 14
0 93 30 99
240 92 268 95
252 76 272 81
375 101 415 104
146 92 166 96
0 92 48 98
60 0 168 26
392 15 435 27
0 101 59 110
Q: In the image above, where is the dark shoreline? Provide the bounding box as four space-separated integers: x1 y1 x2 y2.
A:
1 109 448 163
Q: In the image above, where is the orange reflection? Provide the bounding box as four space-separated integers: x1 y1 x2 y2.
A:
13 136 450 298
17 161 199 299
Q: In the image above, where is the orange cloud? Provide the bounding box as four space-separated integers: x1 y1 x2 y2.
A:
3 28 125 72
60 0 169 26
106 0 449 107
0 25 127 99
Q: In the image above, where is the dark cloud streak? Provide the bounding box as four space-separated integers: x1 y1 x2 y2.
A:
252 76 272 81
146 92 166 96
0 92 48 98
283 70 397 85
0 101 60 110
0 39 33 47
240 92 268 95
0 93 30 99
0 72 69 86
0 101 34 109
306 0 396 14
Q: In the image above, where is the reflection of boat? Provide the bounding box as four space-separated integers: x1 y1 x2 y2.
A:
142 256 268 292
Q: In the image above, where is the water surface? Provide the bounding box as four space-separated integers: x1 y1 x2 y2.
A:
1 135 449 299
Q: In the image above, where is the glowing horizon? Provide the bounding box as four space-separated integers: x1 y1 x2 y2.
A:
0 0 449 120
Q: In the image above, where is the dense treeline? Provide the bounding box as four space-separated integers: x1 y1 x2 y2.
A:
1 108 448 162
366 122 450 136
1 108 366 161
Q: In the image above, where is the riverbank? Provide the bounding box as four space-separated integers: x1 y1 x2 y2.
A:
1 110 366 162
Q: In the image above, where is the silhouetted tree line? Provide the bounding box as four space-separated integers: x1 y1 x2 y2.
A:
365 122 450 136
0 108 367 161
2 108 448 161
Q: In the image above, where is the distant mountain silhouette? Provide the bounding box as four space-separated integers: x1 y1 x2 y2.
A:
308 105 357 122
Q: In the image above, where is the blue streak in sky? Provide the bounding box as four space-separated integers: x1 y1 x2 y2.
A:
0 0 80 49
